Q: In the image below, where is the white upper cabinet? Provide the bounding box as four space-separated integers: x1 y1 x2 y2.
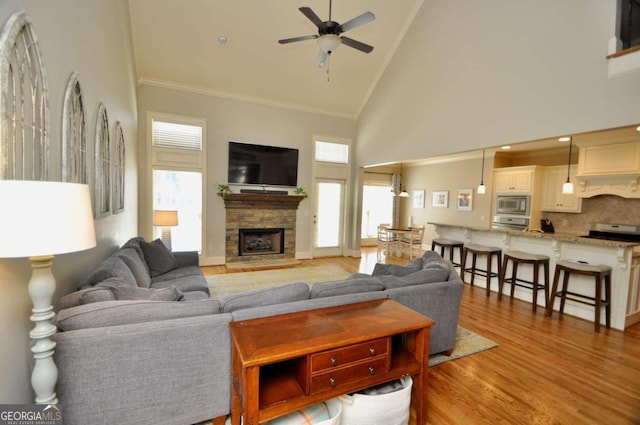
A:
577 141 640 176
493 166 535 193
575 141 640 198
540 165 582 213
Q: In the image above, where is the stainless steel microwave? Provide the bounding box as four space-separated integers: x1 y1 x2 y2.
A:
495 195 530 216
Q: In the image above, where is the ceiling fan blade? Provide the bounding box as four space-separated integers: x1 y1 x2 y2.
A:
299 7 326 30
338 11 375 33
340 36 374 53
278 35 318 44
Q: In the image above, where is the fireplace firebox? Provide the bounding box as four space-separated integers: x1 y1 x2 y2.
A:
239 228 285 256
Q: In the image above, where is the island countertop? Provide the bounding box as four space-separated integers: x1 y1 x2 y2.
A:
427 222 640 249
427 221 640 330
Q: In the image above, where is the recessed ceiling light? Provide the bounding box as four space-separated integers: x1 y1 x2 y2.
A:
501 145 511 150
218 35 228 46
558 136 571 142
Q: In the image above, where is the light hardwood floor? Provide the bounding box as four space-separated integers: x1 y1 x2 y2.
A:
202 248 640 424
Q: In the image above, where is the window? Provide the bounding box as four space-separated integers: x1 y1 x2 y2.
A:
361 172 394 240
0 11 49 180
149 113 205 253
315 141 349 164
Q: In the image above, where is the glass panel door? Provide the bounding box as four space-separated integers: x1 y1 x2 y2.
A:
313 178 345 257
152 169 202 252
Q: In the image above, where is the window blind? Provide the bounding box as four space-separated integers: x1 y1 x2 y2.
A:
152 120 202 150
315 141 349 164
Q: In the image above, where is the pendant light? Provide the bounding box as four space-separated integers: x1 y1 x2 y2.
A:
477 149 486 194
562 137 574 194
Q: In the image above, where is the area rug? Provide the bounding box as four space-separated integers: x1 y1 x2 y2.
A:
428 326 498 367
206 265 351 299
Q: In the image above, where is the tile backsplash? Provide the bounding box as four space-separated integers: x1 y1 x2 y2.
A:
543 195 640 235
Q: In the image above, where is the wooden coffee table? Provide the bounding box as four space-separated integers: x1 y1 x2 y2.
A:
229 299 435 425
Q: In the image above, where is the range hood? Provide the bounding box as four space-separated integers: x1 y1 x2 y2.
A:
574 141 640 198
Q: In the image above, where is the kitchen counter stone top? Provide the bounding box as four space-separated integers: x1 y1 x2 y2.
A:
427 222 640 249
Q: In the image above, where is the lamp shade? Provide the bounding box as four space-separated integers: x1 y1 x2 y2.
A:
0 180 96 258
153 210 178 227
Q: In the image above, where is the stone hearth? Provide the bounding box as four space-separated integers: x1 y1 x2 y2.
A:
223 194 305 264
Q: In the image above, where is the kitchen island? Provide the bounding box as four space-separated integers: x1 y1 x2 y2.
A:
428 222 640 330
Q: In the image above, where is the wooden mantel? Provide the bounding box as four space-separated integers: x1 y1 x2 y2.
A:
222 193 306 209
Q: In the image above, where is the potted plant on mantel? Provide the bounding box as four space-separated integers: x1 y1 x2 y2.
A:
216 183 232 197
294 187 308 197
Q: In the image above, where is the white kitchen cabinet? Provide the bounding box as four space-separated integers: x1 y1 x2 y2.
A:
494 166 535 193
577 141 640 176
540 165 582 213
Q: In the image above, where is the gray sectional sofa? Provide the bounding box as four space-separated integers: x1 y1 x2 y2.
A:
52 238 463 425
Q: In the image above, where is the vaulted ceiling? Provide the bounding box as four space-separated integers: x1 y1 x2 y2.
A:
128 0 423 119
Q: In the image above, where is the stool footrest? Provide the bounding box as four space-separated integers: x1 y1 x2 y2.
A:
555 290 610 308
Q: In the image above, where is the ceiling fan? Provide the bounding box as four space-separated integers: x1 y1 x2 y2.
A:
278 0 376 68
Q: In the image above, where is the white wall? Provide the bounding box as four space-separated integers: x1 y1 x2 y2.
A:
357 0 640 166
400 156 496 244
136 84 357 263
0 0 138 403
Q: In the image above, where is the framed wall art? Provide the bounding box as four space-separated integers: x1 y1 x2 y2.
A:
456 188 473 211
412 189 425 208
432 190 448 208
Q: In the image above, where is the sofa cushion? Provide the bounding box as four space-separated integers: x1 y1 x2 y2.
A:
115 247 152 288
371 263 420 277
140 239 179 277
221 282 310 313
56 299 222 331
151 274 209 295
310 277 384 299
231 292 388 322
150 265 204 283
378 267 451 289
83 255 137 287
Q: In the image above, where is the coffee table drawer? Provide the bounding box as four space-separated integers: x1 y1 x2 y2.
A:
310 357 390 393
310 338 389 372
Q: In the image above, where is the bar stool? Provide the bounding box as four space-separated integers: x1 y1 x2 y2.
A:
546 260 612 332
431 238 464 268
461 244 502 296
498 250 550 313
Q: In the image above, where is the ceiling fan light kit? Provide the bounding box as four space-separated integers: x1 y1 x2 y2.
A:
278 0 375 70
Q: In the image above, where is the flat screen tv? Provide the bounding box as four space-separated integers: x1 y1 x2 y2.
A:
227 141 299 187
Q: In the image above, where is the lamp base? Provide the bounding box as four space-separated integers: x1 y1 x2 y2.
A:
28 255 58 405
160 227 172 251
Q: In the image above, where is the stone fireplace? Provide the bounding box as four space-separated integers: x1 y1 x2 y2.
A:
223 193 305 264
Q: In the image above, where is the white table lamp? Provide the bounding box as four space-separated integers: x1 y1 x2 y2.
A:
153 210 178 250
0 180 96 404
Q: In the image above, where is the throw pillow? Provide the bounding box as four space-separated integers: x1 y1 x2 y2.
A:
109 285 184 302
140 239 179 277
80 286 117 304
